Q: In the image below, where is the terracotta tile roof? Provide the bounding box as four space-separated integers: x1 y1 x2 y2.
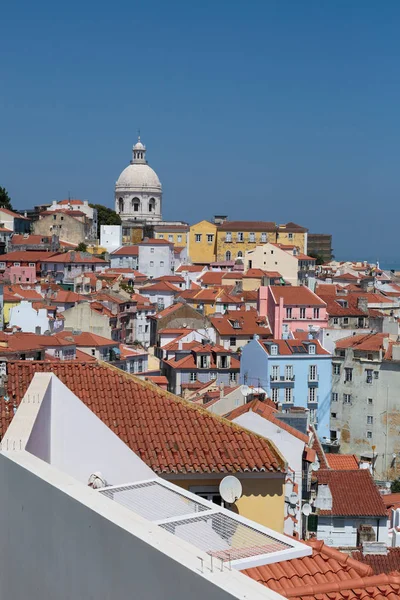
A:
198 271 225 286
225 399 309 443
41 251 108 264
154 275 186 283
217 221 277 231
0 250 56 262
138 238 173 245
57 199 84 205
269 286 326 306
319 294 367 317
151 302 185 319
316 469 387 516
50 290 86 303
2 361 286 474
333 272 359 281
259 338 330 356
296 253 315 261
210 309 271 337
110 245 139 256
165 346 241 370
159 328 194 335
350 547 400 575
0 227 13 233
244 539 400 600
244 268 269 278
140 281 181 293
58 331 117 347
326 454 359 470
0 207 31 220
10 234 48 245
176 265 204 273
9 286 44 300
143 375 169 386
336 333 388 352
75 349 97 362
278 221 308 232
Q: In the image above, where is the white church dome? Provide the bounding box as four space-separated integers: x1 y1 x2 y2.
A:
116 163 161 190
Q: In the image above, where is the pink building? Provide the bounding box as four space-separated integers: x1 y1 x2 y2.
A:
258 285 328 338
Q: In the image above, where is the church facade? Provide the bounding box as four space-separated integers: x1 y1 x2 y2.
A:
115 137 162 223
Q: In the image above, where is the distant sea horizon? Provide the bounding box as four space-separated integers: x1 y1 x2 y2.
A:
379 263 400 272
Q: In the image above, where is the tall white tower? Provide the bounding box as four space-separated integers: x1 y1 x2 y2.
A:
115 137 162 223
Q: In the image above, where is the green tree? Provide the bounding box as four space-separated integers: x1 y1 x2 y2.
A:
76 242 88 252
391 479 400 493
0 187 13 211
309 252 325 265
90 203 121 238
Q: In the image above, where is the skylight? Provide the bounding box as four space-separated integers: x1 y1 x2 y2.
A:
99 478 310 569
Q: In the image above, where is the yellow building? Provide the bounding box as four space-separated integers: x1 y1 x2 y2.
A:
4 294 20 326
188 220 217 264
216 220 308 261
153 223 189 248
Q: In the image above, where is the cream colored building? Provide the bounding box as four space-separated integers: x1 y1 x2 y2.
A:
245 243 299 286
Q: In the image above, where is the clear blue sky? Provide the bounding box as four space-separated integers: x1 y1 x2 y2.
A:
1 1 400 261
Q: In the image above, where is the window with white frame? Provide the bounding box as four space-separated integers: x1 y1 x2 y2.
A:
285 365 293 380
343 394 351 404
308 344 316 354
229 337 236 347
168 235 173 242
309 365 317 380
333 317 339 324
150 247 154 253
190 372 197 382
345 367 353 382
270 344 278 356
150 261 154 267
237 251 243 258
313 308 320 319
284 387 293 403
160 261 164 267
177 235 182 243
261 232 267 242
367 415 373 425
230 372 237 383
288 233 293 241
366 369 373 384
237 232 244 242
0 262 5 269
300 308 306 319
271 365 279 381
195 234 202 242
249 232 255 242
368 398 373 405
207 234 214 243
366 431 372 439
286 307 292 318
332 392 338 402
333 363 341 375
272 388 279 402
308 387 316 403
14 262 20 266
225 232 232 242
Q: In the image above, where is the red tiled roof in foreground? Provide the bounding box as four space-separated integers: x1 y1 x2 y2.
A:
245 539 400 600
350 547 400 576
317 469 387 517
2 361 286 475
325 453 359 470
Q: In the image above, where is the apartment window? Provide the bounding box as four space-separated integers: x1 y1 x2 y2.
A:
285 365 293 380
150 261 154 267
270 344 278 356
138 325 143 333
272 388 279 402
14 262 20 267
331 412 337 419
159 234 164 238
309 365 317 381
249 232 255 242
177 235 182 243
286 307 292 318
207 234 214 243
237 232 244 242
368 398 373 405
366 369 373 384
168 235 173 242
137 360 143 373
333 317 339 325
366 431 373 439
219 355 228 368
190 373 197 382
284 388 293 403
308 387 316 403
300 308 306 319
344 367 353 382
288 233 293 241
199 355 209 368
271 365 279 381
229 337 236 347
150 247 154 253
313 308 320 319
225 232 232 242
261 232 267 243
194 233 202 243
334 518 345 531
0 263 5 269
29 262 35 267
367 415 373 425
91 349 96 357
374 371 379 379
225 251 231 261
332 392 338 402
160 261 164 267
333 364 341 375
53 215 56 220
230 372 237 383
343 317 349 325
343 394 351 404
308 344 316 355
237 251 243 258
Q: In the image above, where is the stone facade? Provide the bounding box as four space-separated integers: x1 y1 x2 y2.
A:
33 212 94 245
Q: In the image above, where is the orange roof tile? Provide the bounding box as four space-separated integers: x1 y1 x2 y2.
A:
2 361 286 475
317 469 387 516
140 281 181 293
269 285 326 306
41 251 107 264
326 453 359 470
218 221 277 231
0 250 56 262
350 547 400 575
245 539 400 600
210 309 271 337
110 245 139 256
336 332 388 352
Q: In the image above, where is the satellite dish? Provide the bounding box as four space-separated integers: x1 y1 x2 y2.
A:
288 492 299 505
311 460 320 472
219 476 243 504
302 503 312 516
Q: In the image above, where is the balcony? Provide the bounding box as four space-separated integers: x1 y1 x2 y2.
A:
270 375 295 387
307 395 319 406
308 373 319 383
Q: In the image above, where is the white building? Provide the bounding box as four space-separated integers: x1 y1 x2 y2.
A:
0 371 310 599
115 136 162 223
100 225 122 253
9 300 64 334
138 239 174 279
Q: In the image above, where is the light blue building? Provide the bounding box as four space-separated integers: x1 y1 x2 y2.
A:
240 336 332 442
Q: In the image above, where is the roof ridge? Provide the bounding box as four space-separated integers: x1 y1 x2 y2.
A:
97 360 286 470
